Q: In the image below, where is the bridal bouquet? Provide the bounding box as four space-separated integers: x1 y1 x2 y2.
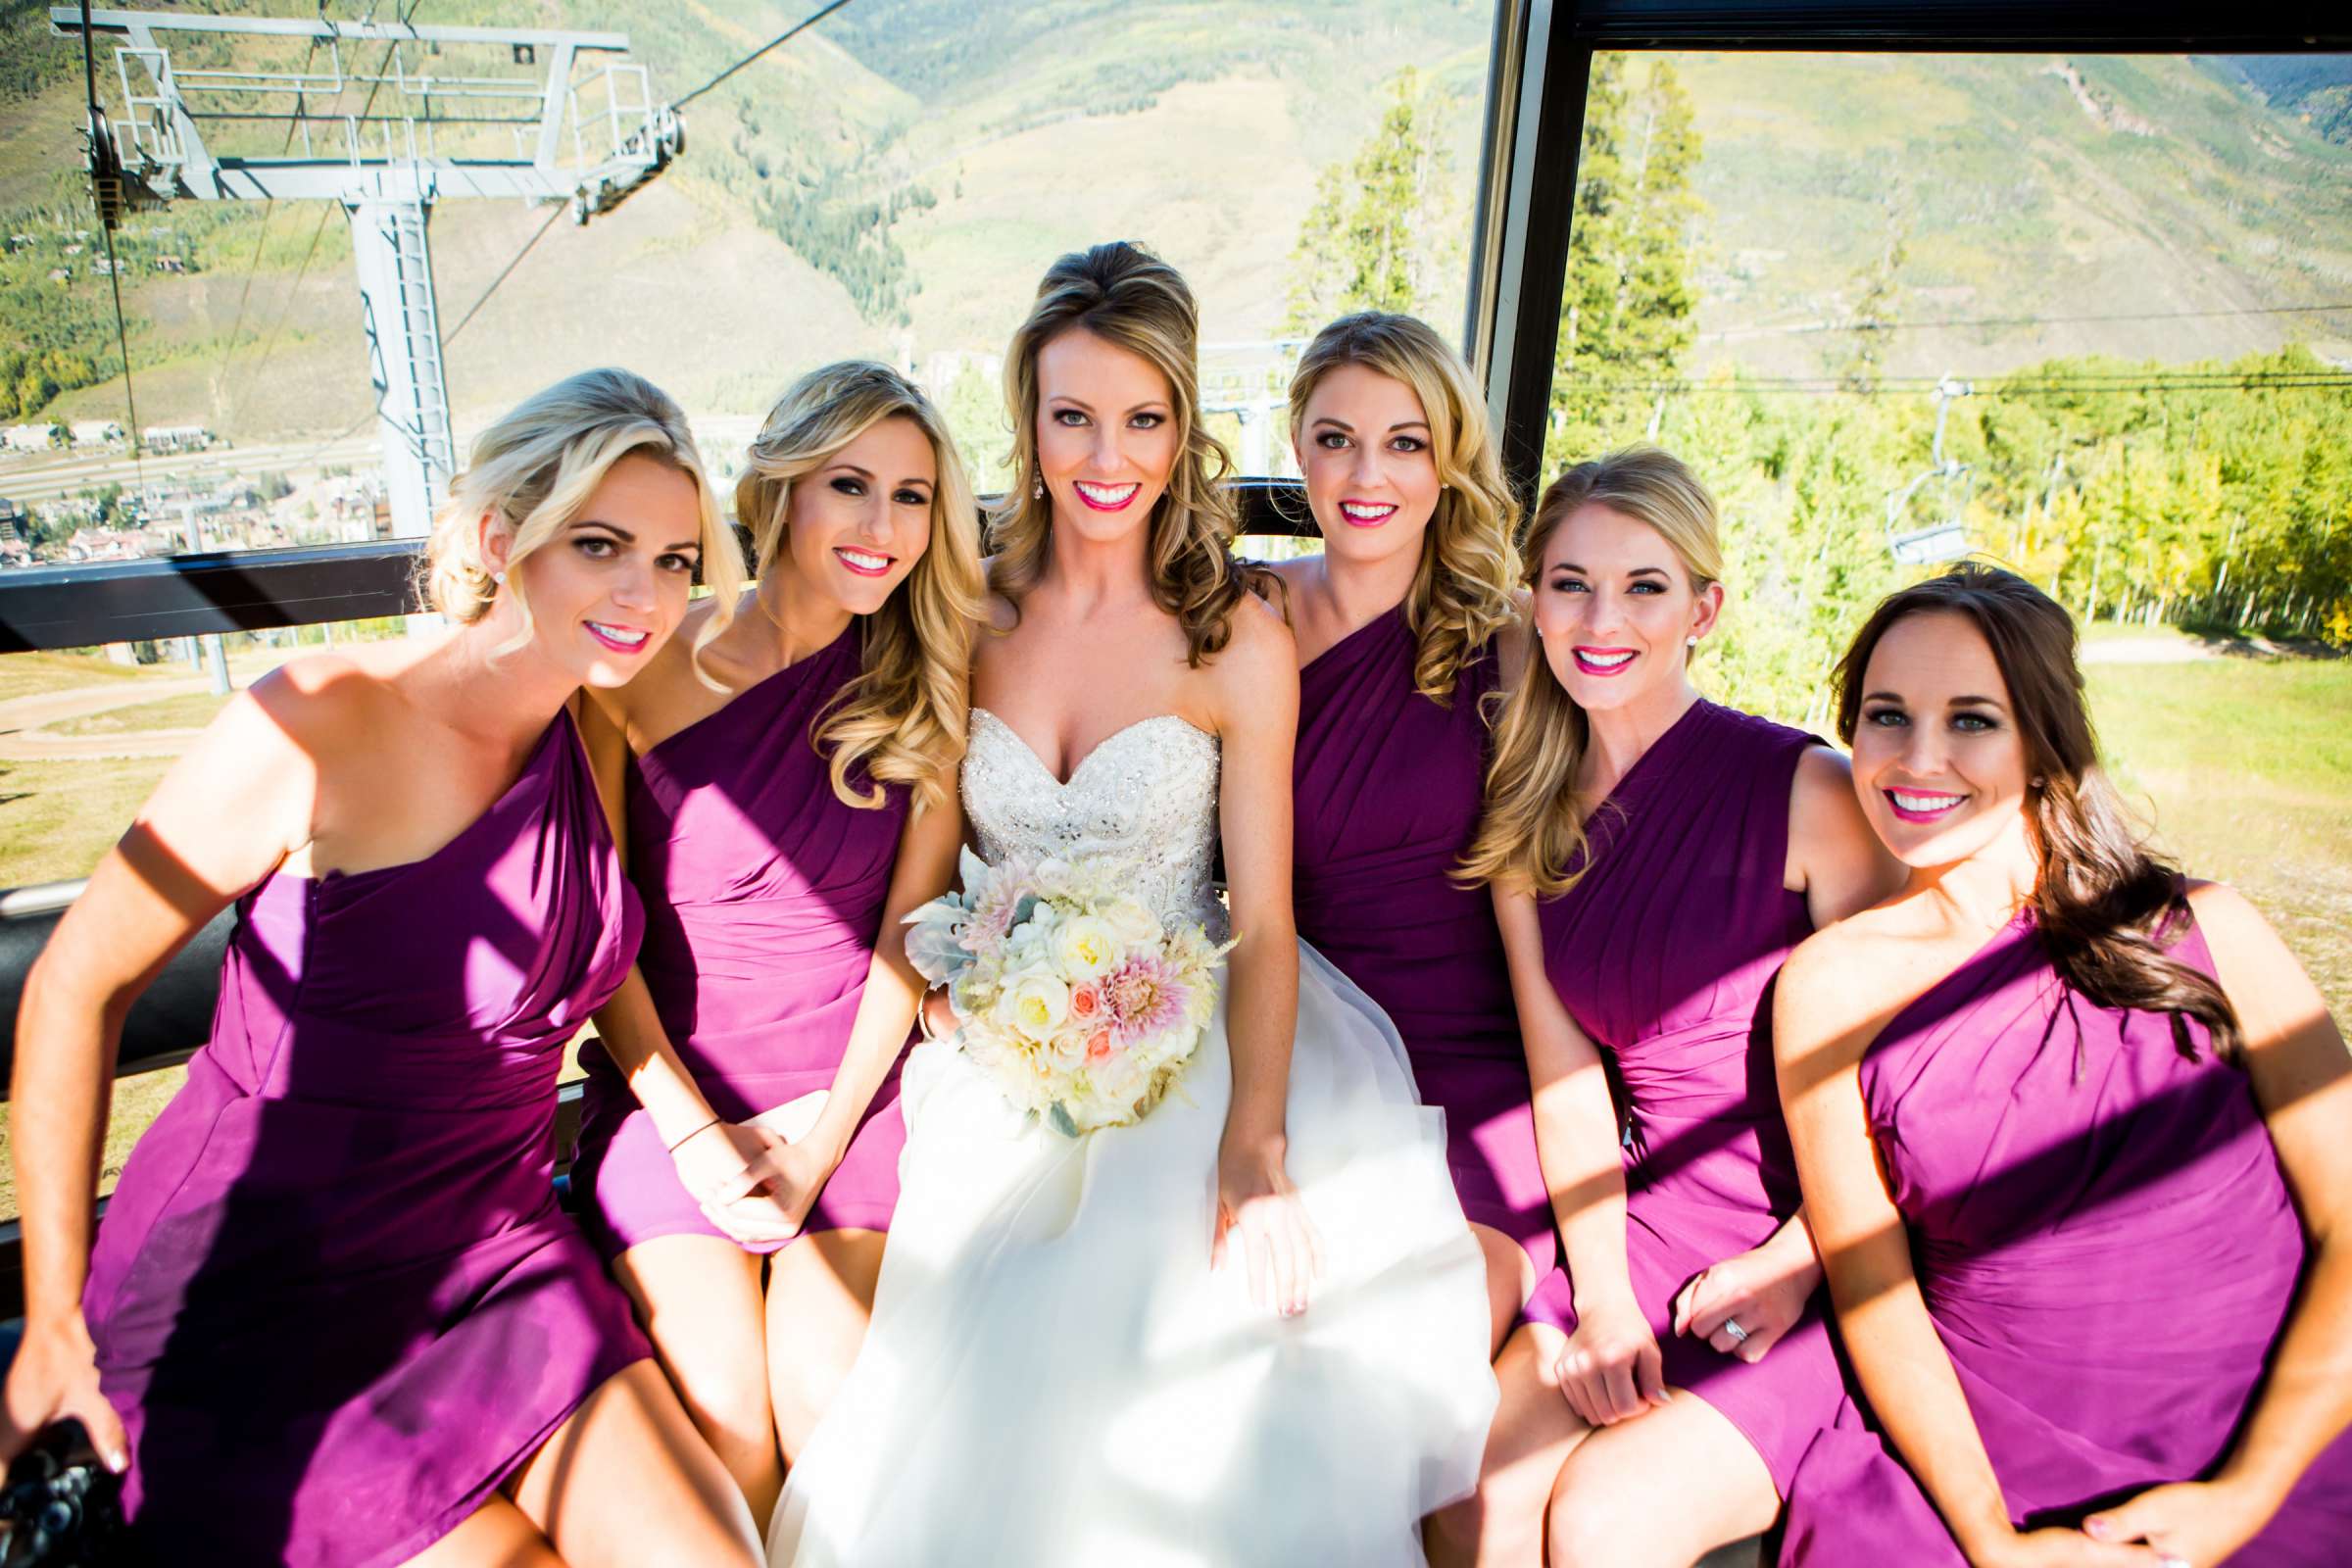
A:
904 847 1231 1135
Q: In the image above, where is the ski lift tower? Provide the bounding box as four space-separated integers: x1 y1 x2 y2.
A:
1885 375 1976 566
51 8 685 538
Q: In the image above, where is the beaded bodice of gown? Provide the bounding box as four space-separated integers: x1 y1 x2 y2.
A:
963 707 1227 941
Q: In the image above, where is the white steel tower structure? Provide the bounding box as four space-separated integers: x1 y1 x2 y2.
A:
51 7 684 538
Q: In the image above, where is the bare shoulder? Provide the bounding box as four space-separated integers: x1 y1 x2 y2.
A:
1200 591 1297 733
241 647 405 755
1778 901 1930 1038
1220 587 1297 666
1793 743 1855 800
2183 877 2262 935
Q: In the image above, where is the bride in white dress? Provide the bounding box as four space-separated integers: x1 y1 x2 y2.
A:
771 242 1495 1567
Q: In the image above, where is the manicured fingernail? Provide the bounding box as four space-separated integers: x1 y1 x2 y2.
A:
2084 1519 2110 1540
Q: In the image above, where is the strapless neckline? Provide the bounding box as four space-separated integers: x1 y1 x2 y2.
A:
968 705 1212 790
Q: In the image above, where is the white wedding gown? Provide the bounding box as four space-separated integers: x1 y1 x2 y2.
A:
770 710 1497 1567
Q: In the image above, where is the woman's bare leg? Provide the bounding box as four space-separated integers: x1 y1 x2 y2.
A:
1428 1321 1589 1568
1544 1387 1778 1568
612 1235 781 1529
505 1359 763 1567
764 1227 886 1461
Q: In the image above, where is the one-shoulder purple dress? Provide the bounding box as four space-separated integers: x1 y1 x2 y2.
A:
83 709 650 1568
572 626 911 1257
1294 607 1550 1276
1521 698 1839 1494
1779 908 2352 1566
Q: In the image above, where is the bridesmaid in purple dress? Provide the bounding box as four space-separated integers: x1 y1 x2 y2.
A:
1260 313 1540 1350
569 362 982 1528
1775 564 2352 1568
2 369 763 1566
1443 447 1899 1567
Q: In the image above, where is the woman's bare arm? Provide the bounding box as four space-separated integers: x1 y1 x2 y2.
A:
1204 600 1313 1314
5 673 325 1463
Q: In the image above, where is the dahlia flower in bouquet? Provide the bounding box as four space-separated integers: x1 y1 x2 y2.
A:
904 847 1232 1135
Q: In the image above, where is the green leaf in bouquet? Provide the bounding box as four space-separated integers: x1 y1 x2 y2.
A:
1048 1102 1081 1139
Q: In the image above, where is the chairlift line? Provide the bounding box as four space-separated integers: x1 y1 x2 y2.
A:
668 0 867 113
76 0 148 501
235 0 426 409
1701 300 2352 342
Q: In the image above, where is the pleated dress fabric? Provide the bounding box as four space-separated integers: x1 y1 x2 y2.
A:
1520 698 1842 1494
1292 607 1550 1275
82 710 650 1567
572 625 912 1256
1778 908 2352 1565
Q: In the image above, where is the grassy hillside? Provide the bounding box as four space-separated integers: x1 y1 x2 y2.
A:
2 6 2347 444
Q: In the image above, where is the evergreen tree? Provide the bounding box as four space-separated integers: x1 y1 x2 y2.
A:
1546 57 1704 471
1282 69 1456 332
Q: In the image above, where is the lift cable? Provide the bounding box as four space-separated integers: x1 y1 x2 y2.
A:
214 2 341 394
670 0 864 112
283 195 566 477
1701 300 2352 343
284 3 864 479
1586 371 2352 399
77 0 146 500
237 0 425 407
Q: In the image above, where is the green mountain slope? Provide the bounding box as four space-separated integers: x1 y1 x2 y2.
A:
1 5 2345 444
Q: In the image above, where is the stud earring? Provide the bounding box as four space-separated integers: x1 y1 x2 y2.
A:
492 568 507 586
1686 634 1698 647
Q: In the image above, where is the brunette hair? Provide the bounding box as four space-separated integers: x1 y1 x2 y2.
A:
1286 312 1521 702
990 240 1244 666
1459 447 1723 895
1832 563 2240 1059
734 361 985 814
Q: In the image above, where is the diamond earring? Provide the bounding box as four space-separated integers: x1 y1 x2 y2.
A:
492 568 507 586
1032 475 1045 501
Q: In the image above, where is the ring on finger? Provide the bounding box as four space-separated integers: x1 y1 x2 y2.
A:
1722 1317 1750 1346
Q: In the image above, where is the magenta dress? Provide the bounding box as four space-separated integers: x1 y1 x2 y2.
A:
1521 698 1839 1494
1778 908 2352 1566
1294 607 1549 1275
83 710 650 1568
571 626 911 1257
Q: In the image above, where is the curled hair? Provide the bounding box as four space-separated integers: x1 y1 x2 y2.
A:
735 361 985 814
1287 312 1521 702
1832 563 2241 1059
422 367 742 678
1460 446 1725 896
991 241 1244 666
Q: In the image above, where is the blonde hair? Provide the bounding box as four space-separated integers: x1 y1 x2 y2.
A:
423 367 742 676
735 360 984 814
1460 446 1726 896
1287 312 1521 702
990 241 1244 666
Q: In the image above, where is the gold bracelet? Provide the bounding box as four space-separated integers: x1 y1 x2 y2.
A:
664 1114 720 1153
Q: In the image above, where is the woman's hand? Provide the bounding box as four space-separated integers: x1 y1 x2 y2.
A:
2080 1478 2279 1568
1552 1292 1668 1427
1670 1235 1822 1363
1967 1526 2167 1568
1212 1133 1325 1317
0 1314 127 1473
668 1119 808 1247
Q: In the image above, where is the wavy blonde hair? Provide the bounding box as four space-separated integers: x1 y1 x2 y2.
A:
1460 446 1726 896
1287 312 1521 702
423 367 742 675
990 241 1244 666
736 360 984 814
